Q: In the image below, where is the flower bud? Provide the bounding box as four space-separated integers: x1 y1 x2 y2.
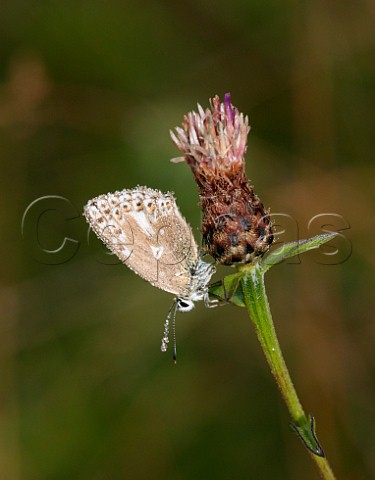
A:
171 93 273 265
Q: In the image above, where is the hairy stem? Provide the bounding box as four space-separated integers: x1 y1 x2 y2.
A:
239 262 336 480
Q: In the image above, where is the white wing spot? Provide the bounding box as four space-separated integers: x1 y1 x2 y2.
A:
129 211 155 236
151 245 164 260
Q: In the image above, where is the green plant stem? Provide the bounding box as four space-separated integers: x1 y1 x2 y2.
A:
239 262 336 480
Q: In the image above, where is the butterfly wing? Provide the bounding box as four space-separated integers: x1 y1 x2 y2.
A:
84 187 199 297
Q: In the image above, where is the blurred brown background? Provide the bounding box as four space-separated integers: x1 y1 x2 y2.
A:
1 1 374 479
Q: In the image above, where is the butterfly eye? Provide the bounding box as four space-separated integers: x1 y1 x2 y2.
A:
177 299 194 312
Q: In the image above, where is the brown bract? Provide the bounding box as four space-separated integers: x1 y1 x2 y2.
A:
170 93 273 265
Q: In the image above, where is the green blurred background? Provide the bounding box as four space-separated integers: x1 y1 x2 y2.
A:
1 1 374 479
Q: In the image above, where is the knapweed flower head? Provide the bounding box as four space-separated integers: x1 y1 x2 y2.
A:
170 93 273 265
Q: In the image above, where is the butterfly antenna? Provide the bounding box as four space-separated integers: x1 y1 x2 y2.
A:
161 300 177 354
172 303 178 365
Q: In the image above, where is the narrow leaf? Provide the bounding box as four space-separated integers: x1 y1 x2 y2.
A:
290 414 325 457
209 272 245 307
261 232 338 273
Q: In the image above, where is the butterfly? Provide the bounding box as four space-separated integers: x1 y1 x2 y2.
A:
84 186 216 359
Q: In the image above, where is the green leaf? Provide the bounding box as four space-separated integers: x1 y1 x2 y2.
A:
261 232 339 273
208 271 246 307
290 414 325 457
209 233 338 307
